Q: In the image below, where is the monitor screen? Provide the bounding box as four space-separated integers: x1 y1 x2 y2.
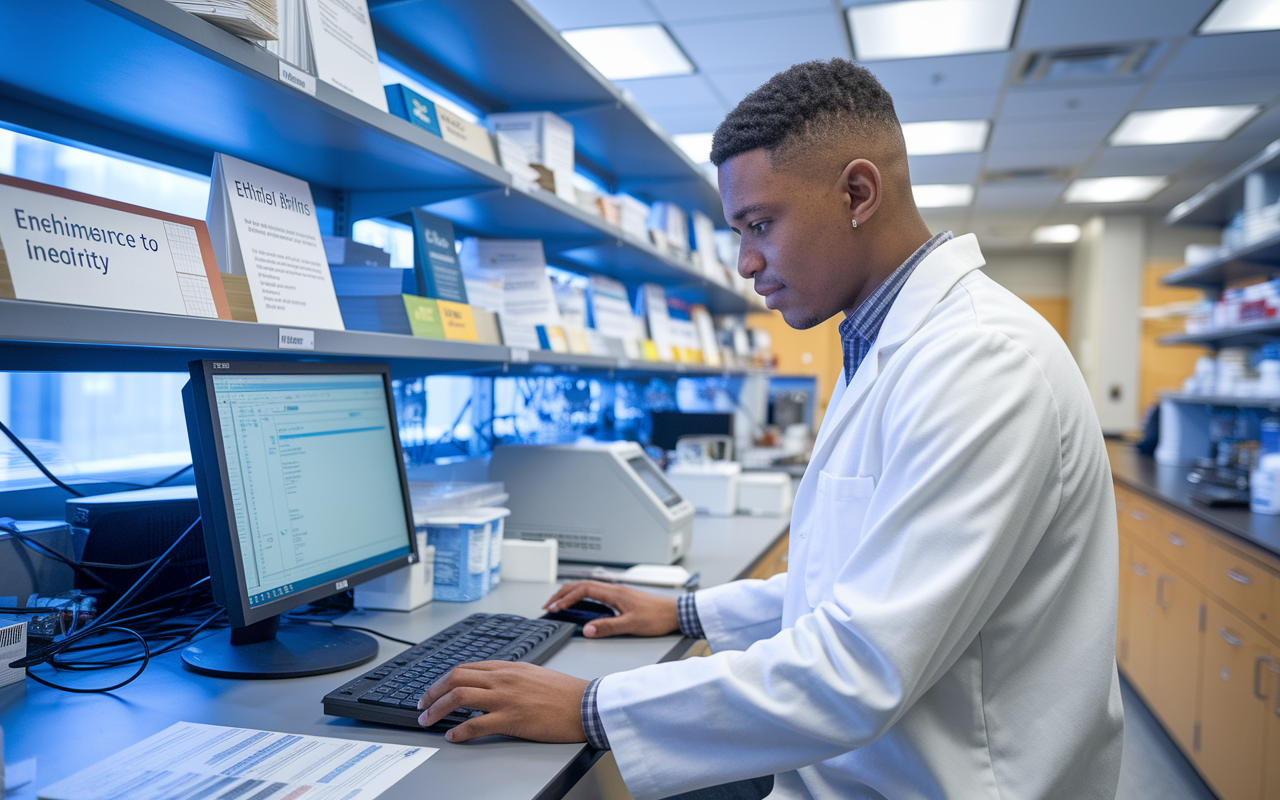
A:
627 455 684 508
210 372 413 609
649 411 733 453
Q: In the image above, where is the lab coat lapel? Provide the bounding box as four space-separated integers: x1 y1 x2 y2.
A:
807 234 987 468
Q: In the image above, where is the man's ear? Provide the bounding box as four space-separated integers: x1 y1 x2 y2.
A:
840 159 882 226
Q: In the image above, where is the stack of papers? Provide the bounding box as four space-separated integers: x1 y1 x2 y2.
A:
171 0 279 40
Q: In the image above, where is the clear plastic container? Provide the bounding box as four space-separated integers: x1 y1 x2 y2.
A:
407 481 508 527
424 507 511 602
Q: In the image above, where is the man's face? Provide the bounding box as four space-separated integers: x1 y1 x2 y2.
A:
719 149 862 330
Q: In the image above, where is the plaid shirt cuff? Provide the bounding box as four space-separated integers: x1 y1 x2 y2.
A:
677 592 705 639
581 677 610 750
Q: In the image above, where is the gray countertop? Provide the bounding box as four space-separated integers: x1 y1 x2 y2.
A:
0 513 789 800
1106 440 1280 559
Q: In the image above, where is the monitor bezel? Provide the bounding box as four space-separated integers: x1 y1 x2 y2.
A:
185 359 418 628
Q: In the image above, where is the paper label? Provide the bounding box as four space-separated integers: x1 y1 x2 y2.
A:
211 153 344 330
403 295 445 339
437 299 478 341
0 174 229 319
438 106 497 164
303 0 388 111
277 61 316 96
278 327 314 350
468 526 489 574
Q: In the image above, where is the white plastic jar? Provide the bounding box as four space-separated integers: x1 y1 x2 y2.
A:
1250 452 1280 514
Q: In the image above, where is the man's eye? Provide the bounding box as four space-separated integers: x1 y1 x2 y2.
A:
750 221 768 234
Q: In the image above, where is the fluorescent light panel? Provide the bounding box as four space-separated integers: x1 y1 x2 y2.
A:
848 0 1021 61
1032 224 1081 244
902 120 990 155
562 24 694 81
1110 105 1261 146
913 184 975 207
673 132 714 164
1065 176 1168 203
1199 0 1280 34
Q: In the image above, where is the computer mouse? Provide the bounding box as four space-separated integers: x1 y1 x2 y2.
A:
542 598 617 628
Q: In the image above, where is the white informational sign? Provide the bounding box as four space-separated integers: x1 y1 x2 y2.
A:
304 0 388 111
0 174 230 319
207 153 345 330
37 721 436 800
459 238 561 350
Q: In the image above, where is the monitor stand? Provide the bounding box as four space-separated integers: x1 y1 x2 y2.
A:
182 615 378 679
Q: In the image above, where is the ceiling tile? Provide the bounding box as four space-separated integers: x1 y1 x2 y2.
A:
1229 104 1280 146
865 52 1012 97
1016 0 1217 49
669 12 848 72
989 116 1121 149
908 153 983 184
974 181 1069 209
1085 142 1217 177
1161 30 1280 77
616 75 723 109
646 105 732 135
894 91 1000 123
1139 74 1280 109
648 0 832 23
523 0 658 30
1001 84 1142 120
984 144 1095 170
704 68 782 108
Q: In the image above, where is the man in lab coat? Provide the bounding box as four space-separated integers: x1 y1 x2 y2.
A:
419 59 1125 799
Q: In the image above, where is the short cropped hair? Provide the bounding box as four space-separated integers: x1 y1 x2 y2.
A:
709 59 899 169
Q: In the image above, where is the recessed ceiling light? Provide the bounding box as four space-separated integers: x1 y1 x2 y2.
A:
561 24 695 81
1032 224 1082 243
901 120 990 155
1199 0 1280 34
1110 105 1261 146
1065 176 1169 203
673 132 714 164
913 184 975 207
848 0 1021 61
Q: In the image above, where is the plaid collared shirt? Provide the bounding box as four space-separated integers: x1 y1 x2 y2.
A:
839 231 952 384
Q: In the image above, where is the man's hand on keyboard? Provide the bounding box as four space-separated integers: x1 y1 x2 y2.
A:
542 581 679 638
416 661 588 743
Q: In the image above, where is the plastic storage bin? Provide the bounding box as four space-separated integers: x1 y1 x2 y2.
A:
425 507 511 602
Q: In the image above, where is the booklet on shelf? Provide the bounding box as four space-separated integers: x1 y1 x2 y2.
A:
206 152 345 329
384 84 443 137
438 107 497 165
401 296 496 344
586 274 637 344
459 238 561 350
690 304 722 367
410 208 467 304
487 112 576 204
638 282 675 361
171 0 278 40
302 0 387 111
0 173 232 320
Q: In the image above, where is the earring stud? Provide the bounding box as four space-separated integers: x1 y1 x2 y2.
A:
851 219 858 229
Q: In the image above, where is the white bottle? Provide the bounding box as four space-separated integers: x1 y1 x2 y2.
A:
1250 452 1280 514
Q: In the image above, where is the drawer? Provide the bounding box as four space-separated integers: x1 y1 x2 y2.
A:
1150 512 1210 584
1119 496 1162 548
1206 542 1276 633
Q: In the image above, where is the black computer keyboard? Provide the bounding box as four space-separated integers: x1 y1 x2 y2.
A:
323 613 576 730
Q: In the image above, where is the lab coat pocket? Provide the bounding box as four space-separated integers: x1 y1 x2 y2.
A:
805 471 875 608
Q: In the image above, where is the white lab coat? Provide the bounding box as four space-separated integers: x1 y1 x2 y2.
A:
597 234 1124 800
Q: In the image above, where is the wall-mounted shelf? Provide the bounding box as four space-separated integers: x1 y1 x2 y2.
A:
1159 392 1280 409
1166 139 1280 228
0 298 755 377
1161 230 1280 289
1160 319 1280 348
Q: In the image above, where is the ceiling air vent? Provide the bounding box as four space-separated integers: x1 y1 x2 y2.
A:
982 168 1073 183
1019 43 1152 84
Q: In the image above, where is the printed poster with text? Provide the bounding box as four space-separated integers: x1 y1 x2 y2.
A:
207 153 345 330
0 173 230 319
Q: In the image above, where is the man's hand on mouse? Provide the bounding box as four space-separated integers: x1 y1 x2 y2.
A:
543 580 680 638
416 661 589 743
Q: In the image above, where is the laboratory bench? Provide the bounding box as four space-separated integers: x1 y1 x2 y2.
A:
0 513 791 800
1107 441 1280 800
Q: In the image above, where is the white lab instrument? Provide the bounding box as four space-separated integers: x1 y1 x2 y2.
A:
736 471 794 517
489 441 694 565
666 461 741 516
501 538 559 583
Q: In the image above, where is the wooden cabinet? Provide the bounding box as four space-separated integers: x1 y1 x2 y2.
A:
1198 600 1272 800
1113 478 1280 800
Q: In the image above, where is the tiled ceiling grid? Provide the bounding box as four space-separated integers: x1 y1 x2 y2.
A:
525 0 1280 249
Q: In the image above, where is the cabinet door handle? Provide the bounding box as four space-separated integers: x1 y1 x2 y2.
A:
1219 627 1245 647
1226 569 1253 585
1256 656 1272 701
1132 563 1149 577
1156 575 1172 609
1166 533 1185 547
1267 659 1280 717
1130 511 1148 522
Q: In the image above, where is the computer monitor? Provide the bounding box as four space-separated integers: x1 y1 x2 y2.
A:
181 360 418 679
648 411 734 454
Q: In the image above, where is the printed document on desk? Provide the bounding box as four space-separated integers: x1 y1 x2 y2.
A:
38 721 436 800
